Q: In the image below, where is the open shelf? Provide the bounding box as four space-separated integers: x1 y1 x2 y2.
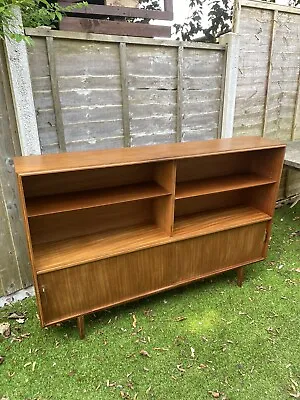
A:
34 224 169 274
173 206 271 240
34 205 271 275
27 182 170 217
175 174 276 200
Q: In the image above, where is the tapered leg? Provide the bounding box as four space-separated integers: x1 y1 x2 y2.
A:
237 267 244 287
77 315 85 339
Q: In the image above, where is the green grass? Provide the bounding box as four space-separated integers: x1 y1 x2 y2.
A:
1 204 299 400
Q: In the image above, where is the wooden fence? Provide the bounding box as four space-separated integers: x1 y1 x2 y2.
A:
233 0 300 141
0 41 31 296
25 29 226 153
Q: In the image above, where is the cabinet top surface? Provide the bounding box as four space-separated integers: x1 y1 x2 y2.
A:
14 136 285 175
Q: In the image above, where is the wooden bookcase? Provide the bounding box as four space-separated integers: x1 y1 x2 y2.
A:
14 137 285 338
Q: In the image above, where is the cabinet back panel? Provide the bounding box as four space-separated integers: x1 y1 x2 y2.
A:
38 223 266 325
176 152 250 182
29 199 154 245
249 148 286 181
175 191 246 217
23 163 155 198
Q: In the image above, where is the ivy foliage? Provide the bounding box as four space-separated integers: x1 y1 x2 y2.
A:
174 0 232 43
0 0 86 42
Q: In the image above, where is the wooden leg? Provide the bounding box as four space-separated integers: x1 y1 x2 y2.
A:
237 267 244 287
77 315 85 339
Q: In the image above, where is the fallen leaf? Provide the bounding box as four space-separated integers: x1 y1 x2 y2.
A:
132 314 137 329
289 393 300 398
16 318 25 324
120 390 130 399
0 356 5 365
153 347 169 352
175 316 187 322
146 386 151 395
106 380 116 387
0 323 11 338
24 362 32 368
209 391 221 398
140 350 150 358
32 361 36 372
176 364 185 373
198 364 208 369
8 312 25 320
191 347 195 358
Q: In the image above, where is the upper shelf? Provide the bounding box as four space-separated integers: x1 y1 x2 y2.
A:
14 137 285 176
175 173 276 200
27 182 170 217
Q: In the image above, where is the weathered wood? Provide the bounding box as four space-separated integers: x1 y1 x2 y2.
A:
119 43 131 147
284 141 300 170
105 0 138 6
46 37 67 152
240 0 300 15
0 41 31 295
176 46 183 143
164 0 173 13
291 68 300 141
25 28 226 51
59 2 173 20
286 167 300 197
262 10 277 138
59 17 171 38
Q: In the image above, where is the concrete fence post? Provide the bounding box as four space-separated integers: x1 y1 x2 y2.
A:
219 32 240 139
3 6 41 156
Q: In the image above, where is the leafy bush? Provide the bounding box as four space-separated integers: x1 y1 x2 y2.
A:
0 0 86 42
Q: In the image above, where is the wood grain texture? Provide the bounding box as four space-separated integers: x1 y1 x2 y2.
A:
22 163 154 197
58 2 174 20
37 222 266 325
33 205 270 274
14 138 284 332
27 182 169 217
234 5 300 140
175 173 276 199
59 18 171 38
14 137 284 175
29 199 155 245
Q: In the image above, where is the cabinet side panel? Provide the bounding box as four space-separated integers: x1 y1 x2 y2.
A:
38 223 266 325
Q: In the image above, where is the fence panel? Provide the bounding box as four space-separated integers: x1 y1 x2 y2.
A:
234 1 300 140
26 30 226 153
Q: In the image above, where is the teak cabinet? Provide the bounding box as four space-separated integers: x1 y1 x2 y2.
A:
14 137 285 338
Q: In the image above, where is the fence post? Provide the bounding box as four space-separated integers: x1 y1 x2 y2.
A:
219 32 240 139
3 6 41 156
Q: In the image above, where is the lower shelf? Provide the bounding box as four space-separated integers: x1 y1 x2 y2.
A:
173 206 271 239
34 224 168 274
33 205 271 274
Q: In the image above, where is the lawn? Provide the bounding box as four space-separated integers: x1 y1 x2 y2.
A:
0 203 299 400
